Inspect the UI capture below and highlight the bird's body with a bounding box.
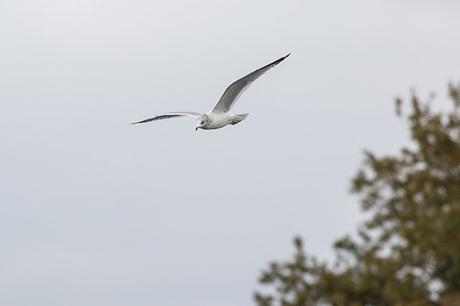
[198,112,249,130]
[132,53,290,131]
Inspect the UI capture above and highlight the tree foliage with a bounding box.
[255,84,460,306]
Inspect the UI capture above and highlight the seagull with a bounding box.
[132,53,290,131]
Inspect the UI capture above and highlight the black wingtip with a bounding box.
[131,121,145,125]
[271,53,291,66]
[280,53,291,62]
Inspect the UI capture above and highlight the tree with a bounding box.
[255,83,460,306]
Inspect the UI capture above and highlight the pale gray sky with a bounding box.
[1,1,459,306]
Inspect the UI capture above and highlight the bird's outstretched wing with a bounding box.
[211,53,290,114]
[131,112,201,125]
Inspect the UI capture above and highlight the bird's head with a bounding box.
[195,115,210,131]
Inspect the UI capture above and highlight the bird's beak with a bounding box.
[195,127,198,131]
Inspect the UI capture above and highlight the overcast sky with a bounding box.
[1,1,459,306]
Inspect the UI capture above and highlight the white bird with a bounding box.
[132,53,290,131]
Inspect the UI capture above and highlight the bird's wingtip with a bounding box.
[272,53,291,66]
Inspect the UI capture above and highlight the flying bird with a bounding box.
[132,53,290,130]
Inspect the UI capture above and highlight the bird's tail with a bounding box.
[231,113,249,125]
[238,113,249,120]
